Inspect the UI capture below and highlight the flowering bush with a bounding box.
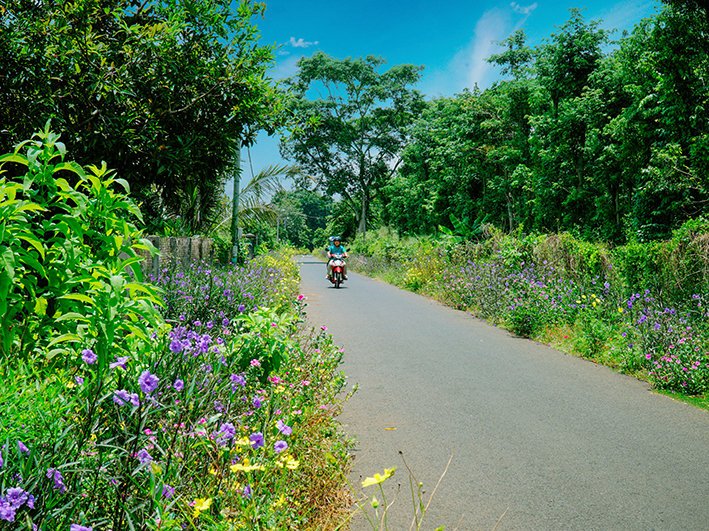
[152,253,300,325]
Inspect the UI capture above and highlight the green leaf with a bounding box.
[59,293,95,305]
[54,312,89,323]
[0,247,16,278]
[34,297,48,316]
[47,333,82,347]
[17,234,46,260]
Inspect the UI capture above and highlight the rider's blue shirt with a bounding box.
[328,244,346,256]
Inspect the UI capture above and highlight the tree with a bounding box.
[0,0,286,233]
[271,189,332,249]
[280,52,425,237]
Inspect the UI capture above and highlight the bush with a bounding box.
[0,123,162,363]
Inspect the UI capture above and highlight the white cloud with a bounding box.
[288,37,319,48]
[511,2,537,15]
[419,4,539,97]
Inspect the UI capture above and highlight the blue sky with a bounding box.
[230,0,661,196]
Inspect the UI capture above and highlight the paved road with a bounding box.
[296,256,709,531]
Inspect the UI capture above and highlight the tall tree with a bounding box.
[280,52,424,237]
[0,0,286,233]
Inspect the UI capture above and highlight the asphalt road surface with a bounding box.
[296,256,709,531]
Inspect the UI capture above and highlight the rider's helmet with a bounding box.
[333,236,341,243]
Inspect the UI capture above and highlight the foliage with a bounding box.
[0,124,162,361]
[280,52,425,237]
[376,5,709,244]
[271,189,333,250]
[438,213,488,245]
[0,0,287,235]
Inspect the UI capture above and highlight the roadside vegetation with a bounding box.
[345,223,709,405]
[0,131,352,530]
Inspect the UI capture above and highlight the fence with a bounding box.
[137,236,215,278]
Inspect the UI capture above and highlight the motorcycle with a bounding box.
[328,253,346,288]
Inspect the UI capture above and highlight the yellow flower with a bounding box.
[618,308,624,313]
[231,458,265,472]
[285,456,299,469]
[193,497,212,518]
[362,467,395,487]
[236,436,251,446]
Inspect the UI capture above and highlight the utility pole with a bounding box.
[231,140,242,264]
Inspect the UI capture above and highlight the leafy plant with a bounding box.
[0,124,162,362]
[438,213,488,244]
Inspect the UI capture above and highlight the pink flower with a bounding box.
[250,359,261,368]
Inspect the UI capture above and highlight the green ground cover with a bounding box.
[0,130,353,530]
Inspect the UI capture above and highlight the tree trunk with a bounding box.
[358,194,368,243]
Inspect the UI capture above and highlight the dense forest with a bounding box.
[282,1,709,246]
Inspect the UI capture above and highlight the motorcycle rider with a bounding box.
[326,236,348,281]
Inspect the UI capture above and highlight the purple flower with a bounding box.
[46,468,67,493]
[0,502,16,522]
[277,420,292,436]
[169,340,183,354]
[216,422,236,446]
[5,488,28,509]
[242,484,252,499]
[26,495,35,509]
[162,484,175,499]
[136,449,153,464]
[230,373,246,392]
[138,370,159,394]
[17,441,29,455]
[274,440,288,453]
[70,525,93,531]
[0,450,3,468]
[113,389,131,406]
[109,356,129,370]
[173,379,184,392]
[75,376,84,386]
[238,304,246,313]
[249,432,264,449]
[253,396,262,409]
[81,349,97,365]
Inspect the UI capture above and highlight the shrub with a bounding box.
[0,123,162,363]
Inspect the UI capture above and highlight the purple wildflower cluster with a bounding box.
[151,255,297,325]
[47,468,67,493]
[0,487,35,522]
